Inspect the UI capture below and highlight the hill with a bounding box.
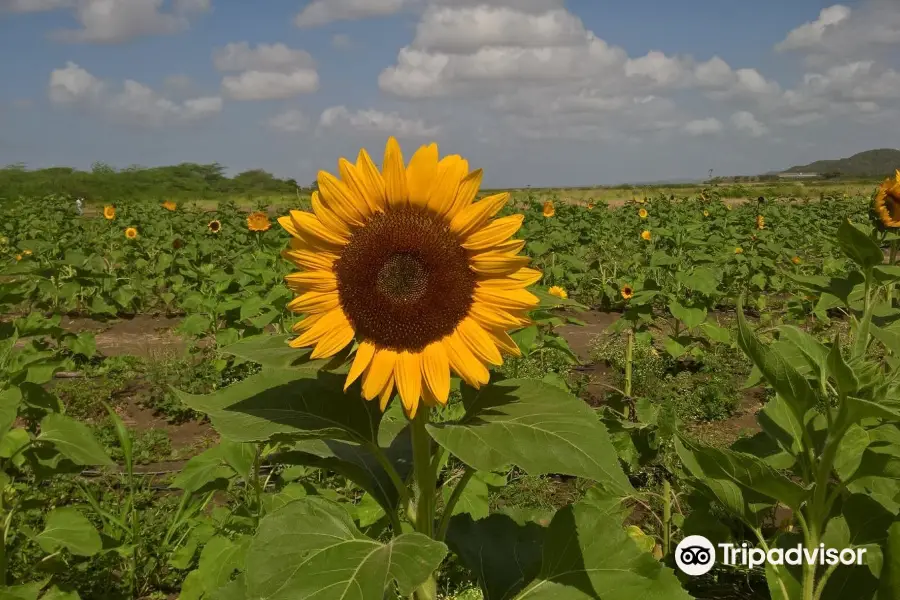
[783,148,900,177]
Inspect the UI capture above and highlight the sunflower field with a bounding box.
[1,146,900,600]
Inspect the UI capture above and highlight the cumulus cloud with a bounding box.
[48,62,222,126]
[776,5,852,52]
[730,111,768,137]
[214,42,319,100]
[319,106,439,137]
[295,0,410,28]
[39,0,210,44]
[0,0,72,11]
[266,109,310,133]
[683,118,723,136]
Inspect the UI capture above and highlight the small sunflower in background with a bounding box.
[638,208,648,219]
[621,284,634,300]
[641,230,651,241]
[542,201,555,218]
[23,249,32,256]
[703,210,709,217]
[734,247,743,254]
[162,201,177,211]
[756,214,765,230]
[791,256,802,265]
[103,205,116,220]
[14,254,22,261]
[586,202,594,210]
[125,227,138,239]
[279,137,539,418]
[872,170,900,229]
[549,286,568,300]
[247,211,271,232]
[208,219,222,233]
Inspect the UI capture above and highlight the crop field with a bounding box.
[2,150,900,600]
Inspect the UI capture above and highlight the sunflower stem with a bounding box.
[624,328,634,420]
[410,409,439,600]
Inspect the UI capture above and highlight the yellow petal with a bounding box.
[457,317,502,366]
[421,384,440,408]
[449,192,510,238]
[477,267,543,289]
[317,171,366,227]
[422,342,450,405]
[426,156,469,217]
[281,248,338,271]
[336,158,375,219]
[462,215,524,250]
[362,349,397,400]
[406,143,439,209]
[285,270,337,293]
[475,287,540,311]
[378,375,395,412]
[489,239,526,254]
[291,313,323,333]
[383,137,409,208]
[395,351,423,416]
[443,332,490,388]
[291,308,348,348]
[356,149,387,213]
[443,169,482,219]
[287,290,340,314]
[310,192,352,238]
[483,327,522,357]
[469,302,527,329]
[310,315,354,359]
[470,252,531,276]
[287,210,349,247]
[344,341,376,391]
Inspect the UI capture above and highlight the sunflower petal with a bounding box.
[462,214,524,250]
[282,248,338,271]
[444,169,483,219]
[291,308,347,348]
[291,313,323,333]
[426,156,469,217]
[475,287,540,311]
[356,149,387,212]
[406,143,439,209]
[469,302,527,329]
[285,270,337,293]
[483,327,522,357]
[362,349,397,400]
[344,341,376,391]
[378,375,395,412]
[383,137,409,208]
[457,318,502,366]
[422,342,450,405]
[310,316,354,359]
[449,192,510,238]
[336,158,375,218]
[310,192,352,238]
[287,290,340,314]
[477,267,543,289]
[318,171,366,227]
[443,331,490,388]
[289,210,349,247]
[395,352,423,417]
[470,252,531,276]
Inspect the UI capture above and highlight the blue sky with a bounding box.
[1,0,898,187]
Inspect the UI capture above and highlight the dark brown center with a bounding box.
[334,208,475,352]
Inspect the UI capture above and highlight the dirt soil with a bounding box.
[62,314,188,358]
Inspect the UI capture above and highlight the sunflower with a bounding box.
[756,215,765,230]
[14,254,22,261]
[734,247,743,254]
[548,286,568,300]
[162,201,177,212]
[542,201,555,218]
[23,249,32,256]
[587,202,594,210]
[208,219,222,233]
[638,208,648,219]
[634,197,645,204]
[641,230,651,241]
[791,256,802,265]
[248,211,271,232]
[873,170,900,228]
[621,285,634,300]
[103,205,116,220]
[125,227,138,239]
[703,210,709,217]
[279,137,540,418]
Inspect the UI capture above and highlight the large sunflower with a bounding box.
[873,170,900,228]
[279,137,540,418]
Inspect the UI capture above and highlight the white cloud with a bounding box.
[730,111,768,137]
[0,0,72,11]
[776,5,852,52]
[266,109,310,133]
[48,62,222,126]
[295,0,409,28]
[683,118,723,136]
[319,106,439,137]
[48,0,210,44]
[214,42,319,101]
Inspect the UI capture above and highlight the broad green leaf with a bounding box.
[835,425,870,481]
[828,336,859,397]
[668,301,706,329]
[446,514,544,600]
[0,581,47,600]
[37,414,112,466]
[219,440,256,483]
[245,498,447,600]
[778,325,828,377]
[756,395,805,458]
[837,220,882,269]
[701,322,731,344]
[171,446,235,493]
[0,387,22,437]
[677,268,719,295]
[442,471,505,521]
[177,370,383,445]
[35,507,102,557]
[427,379,634,497]
[40,586,81,600]
[219,334,337,371]
[197,535,250,594]
[878,522,900,599]
[179,314,213,336]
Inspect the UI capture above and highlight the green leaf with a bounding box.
[446,514,544,600]
[778,325,829,378]
[828,335,859,397]
[37,414,112,466]
[878,522,900,599]
[0,386,21,438]
[677,267,719,295]
[35,507,102,557]
[244,498,447,600]
[197,535,250,595]
[668,301,706,329]
[834,425,870,481]
[219,440,256,483]
[179,314,213,336]
[63,333,95,359]
[0,581,47,600]
[427,379,633,497]
[177,370,383,445]
[442,471,505,521]
[40,585,81,600]
[837,220,882,269]
[171,447,235,493]
[219,334,337,371]
[701,322,731,344]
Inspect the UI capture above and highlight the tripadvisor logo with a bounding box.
[675,535,867,576]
